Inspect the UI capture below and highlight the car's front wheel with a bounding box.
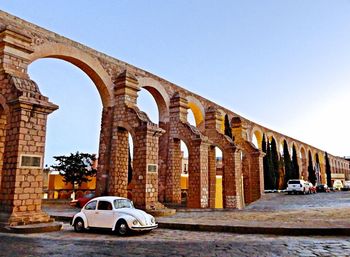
[116,220,129,236]
[74,218,85,233]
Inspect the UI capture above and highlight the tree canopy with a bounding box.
[291,145,299,179]
[308,151,316,184]
[283,140,293,187]
[51,152,97,190]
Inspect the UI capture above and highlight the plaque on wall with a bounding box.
[147,164,158,173]
[20,155,42,168]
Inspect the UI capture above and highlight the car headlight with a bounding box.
[133,219,139,226]
[151,217,155,224]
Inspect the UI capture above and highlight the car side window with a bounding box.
[98,201,113,210]
[85,200,97,210]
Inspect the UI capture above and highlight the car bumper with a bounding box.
[130,224,158,231]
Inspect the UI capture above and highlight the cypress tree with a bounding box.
[325,152,332,187]
[270,137,279,189]
[308,151,316,184]
[315,153,320,184]
[266,139,275,189]
[262,134,269,189]
[283,140,293,187]
[291,145,299,179]
[224,114,233,140]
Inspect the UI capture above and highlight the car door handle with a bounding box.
[95,211,99,214]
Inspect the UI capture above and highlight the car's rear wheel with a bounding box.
[116,220,129,236]
[74,218,85,233]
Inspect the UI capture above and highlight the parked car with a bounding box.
[342,181,350,191]
[286,179,310,195]
[316,184,330,193]
[70,192,95,208]
[308,182,317,194]
[333,180,343,191]
[71,196,158,235]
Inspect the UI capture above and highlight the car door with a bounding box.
[83,200,98,227]
[93,200,115,228]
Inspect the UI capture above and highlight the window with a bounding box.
[98,201,113,210]
[85,200,97,210]
[114,199,133,209]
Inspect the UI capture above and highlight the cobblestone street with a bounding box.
[1,191,348,256]
[1,225,350,257]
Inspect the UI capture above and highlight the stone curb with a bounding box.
[157,222,350,236]
[51,214,350,236]
[0,222,63,234]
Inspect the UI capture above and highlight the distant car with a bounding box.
[71,196,158,235]
[286,179,310,195]
[333,180,343,191]
[316,184,330,193]
[70,193,95,208]
[342,181,350,191]
[308,183,317,194]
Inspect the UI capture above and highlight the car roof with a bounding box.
[90,196,128,201]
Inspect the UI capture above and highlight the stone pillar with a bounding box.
[0,100,57,225]
[157,122,169,203]
[108,127,129,197]
[95,107,113,196]
[208,146,216,208]
[232,116,264,205]
[0,105,7,189]
[133,124,163,210]
[165,138,182,204]
[169,92,188,123]
[0,27,58,226]
[188,140,209,208]
[205,107,222,131]
[114,70,140,108]
[223,147,244,209]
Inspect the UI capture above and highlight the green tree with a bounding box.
[291,145,299,179]
[325,152,332,187]
[308,151,316,184]
[270,137,280,188]
[224,114,234,141]
[283,140,293,187]
[51,152,97,195]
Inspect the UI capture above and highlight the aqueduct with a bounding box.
[0,11,348,226]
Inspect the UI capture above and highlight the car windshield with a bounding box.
[288,180,300,184]
[113,199,134,209]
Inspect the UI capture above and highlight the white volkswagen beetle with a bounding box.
[71,196,157,235]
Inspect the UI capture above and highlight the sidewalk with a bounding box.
[44,191,350,236]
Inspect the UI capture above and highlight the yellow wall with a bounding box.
[181,174,188,189]
[181,174,223,208]
[48,174,96,190]
[215,176,223,208]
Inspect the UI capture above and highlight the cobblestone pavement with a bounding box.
[156,191,350,228]
[1,224,350,257]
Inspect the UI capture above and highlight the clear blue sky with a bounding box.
[2,1,350,164]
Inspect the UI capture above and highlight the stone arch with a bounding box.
[186,95,205,128]
[250,126,263,149]
[30,42,113,107]
[138,77,170,123]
